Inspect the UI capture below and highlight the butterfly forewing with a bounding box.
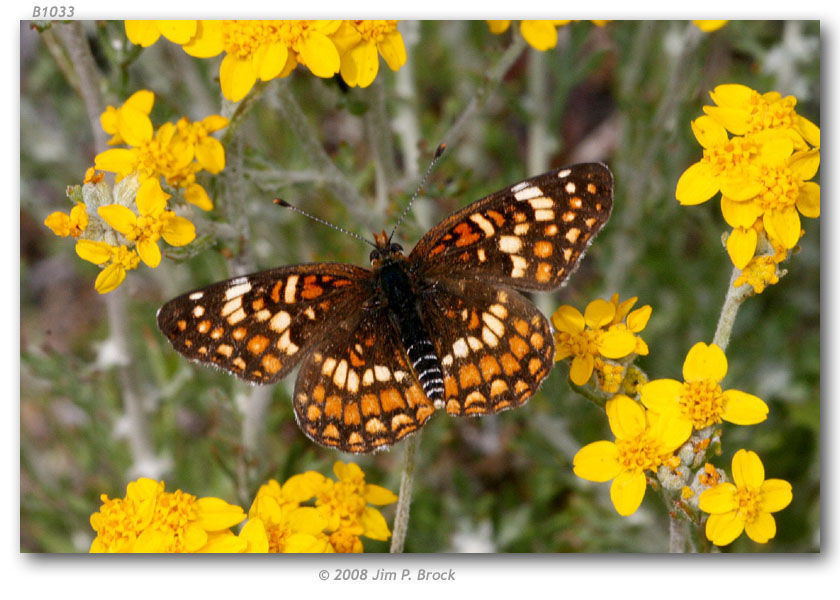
[156,263,370,384]
[409,163,613,290]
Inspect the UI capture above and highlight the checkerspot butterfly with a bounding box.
[157,163,613,453]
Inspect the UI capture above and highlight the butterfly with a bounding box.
[157,163,613,453]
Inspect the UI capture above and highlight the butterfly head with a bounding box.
[370,230,405,267]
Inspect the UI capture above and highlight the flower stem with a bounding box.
[668,512,690,553]
[712,266,752,352]
[389,431,421,553]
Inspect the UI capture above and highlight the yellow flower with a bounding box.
[97,178,196,268]
[89,477,246,552]
[733,255,781,294]
[692,20,728,32]
[125,20,198,47]
[703,83,820,148]
[44,203,88,238]
[242,479,334,553]
[172,115,229,174]
[331,20,406,88]
[75,240,141,294]
[699,449,793,545]
[552,296,647,387]
[99,89,154,146]
[486,20,606,51]
[573,395,692,516]
[641,342,769,431]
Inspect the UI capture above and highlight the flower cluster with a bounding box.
[44,90,226,293]
[486,20,609,51]
[90,462,397,553]
[552,294,651,394]
[676,84,820,294]
[125,20,407,102]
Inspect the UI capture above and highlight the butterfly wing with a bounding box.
[418,277,554,416]
[409,163,613,290]
[291,306,436,453]
[156,263,370,384]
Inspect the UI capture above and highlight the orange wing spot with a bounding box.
[514,211,527,223]
[361,394,380,416]
[556,266,566,278]
[493,399,512,411]
[468,310,480,330]
[513,318,529,337]
[380,388,406,412]
[479,355,502,381]
[509,335,530,359]
[332,278,352,287]
[570,197,583,209]
[322,424,340,440]
[536,262,553,283]
[464,390,486,408]
[210,327,225,339]
[197,346,207,355]
[301,283,323,300]
[177,320,187,331]
[363,335,376,347]
[444,375,459,398]
[587,183,598,194]
[459,363,482,389]
[184,340,193,348]
[261,353,283,374]
[446,399,462,415]
[349,349,365,368]
[252,297,265,311]
[545,223,560,236]
[307,405,322,422]
[490,379,509,397]
[534,241,553,258]
[405,384,426,408]
[232,327,247,341]
[347,431,364,447]
[486,209,505,226]
[453,222,481,247]
[429,244,446,257]
[416,404,434,423]
[247,335,270,354]
[312,384,326,403]
[370,437,389,448]
[216,344,233,357]
[500,352,521,375]
[325,395,343,419]
[528,357,543,375]
[270,281,283,303]
[530,332,545,350]
[565,227,581,244]
[391,413,414,431]
[365,418,386,434]
[232,356,246,370]
[514,380,530,396]
[197,320,212,334]
[344,402,361,426]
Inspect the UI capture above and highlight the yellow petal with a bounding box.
[487,20,511,34]
[360,506,391,540]
[288,506,329,535]
[182,20,224,58]
[551,305,584,333]
[789,148,820,181]
[378,30,406,71]
[572,440,621,482]
[650,412,692,452]
[193,497,247,531]
[345,40,379,88]
[709,83,753,109]
[720,389,769,425]
[719,172,762,201]
[721,196,762,228]
[44,212,71,237]
[157,20,197,45]
[698,482,737,514]
[606,394,646,440]
[161,215,196,247]
[254,41,289,82]
[201,531,247,553]
[185,183,213,211]
[75,239,113,265]
[744,511,776,543]
[705,511,744,546]
[364,484,398,505]
[94,148,139,176]
[691,115,729,148]
[598,328,637,359]
[731,449,764,489]
[676,161,719,205]
[123,89,155,115]
[281,472,327,503]
[124,20,161,47]
[626,305,652,332]
[117,107,154,147]
[238,518,269,553]
[520,20,559,51]
[682,342,727,383]
[182,523,209,552]
[98,204,138,235]
[299,31,340,78]
[200,114,229,133]
[137,239,162,268]
[195,137,226,174]
[796,181,820,218]
[726,227,757,270]
[94,263,126,294]
[693,20,728,32]
[760,479,793,513]
[219,53,258,103]
[610,470,647,516]
[583,298,615,329]
[640,378,682,414]
[763,207,801,249]
[569,353,595,385]
[136,178,169,216]
[703,106,748,136]
[284,532,329,553]
[796,115,820,147]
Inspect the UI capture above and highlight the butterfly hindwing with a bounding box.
[156,263,370,384]
[409,163,613,290]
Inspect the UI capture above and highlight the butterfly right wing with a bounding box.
[156,263,371,385]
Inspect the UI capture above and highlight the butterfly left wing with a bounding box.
[291,306,436,453]
[409,163,613,291]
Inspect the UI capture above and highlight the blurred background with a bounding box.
[20,20,819,552]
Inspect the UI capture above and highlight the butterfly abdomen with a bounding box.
[378,262,445,405]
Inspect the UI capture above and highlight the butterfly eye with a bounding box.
[390,243,403,254]
[369,249,381,263]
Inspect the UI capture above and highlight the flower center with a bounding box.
[221,20,278,58]
[111,245,141,270]
[754,164,799,212]
[679,380,724,429]
[703,137,760,177]
[735,486,761,523]
[151,490,198,552]
[559,329,601,360]
[615,432,664,473]
[351,20,399,42]
[746,92,796,133]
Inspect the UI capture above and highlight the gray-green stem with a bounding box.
[389,432,421,553]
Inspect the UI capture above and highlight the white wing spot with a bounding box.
[499,235,522,254]
[189,291,204,301]
[452,338,469,358]
[514,186,543,201]
[469,213,495,236]
[225,280,252,300]
[558,169,571,178]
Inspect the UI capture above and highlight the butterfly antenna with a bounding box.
[274,198,377,248]
[388,142,447,243]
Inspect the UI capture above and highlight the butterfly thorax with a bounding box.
[370,231,446,406]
